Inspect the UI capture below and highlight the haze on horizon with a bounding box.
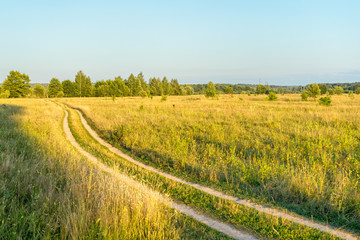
[1,0,359,86]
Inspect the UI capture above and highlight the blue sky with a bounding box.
[0,0,359,85]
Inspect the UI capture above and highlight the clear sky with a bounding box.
[1,0,359,85]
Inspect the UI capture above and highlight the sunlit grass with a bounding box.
[0,99,230,239]
[60,94,360,232]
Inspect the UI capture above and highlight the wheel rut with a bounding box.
[72,107,359,240]
[62,108,257,240]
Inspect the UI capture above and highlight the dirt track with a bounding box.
[62,108,257,240]
[73,108,359,240]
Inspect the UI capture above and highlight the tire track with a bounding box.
[73,108,358,240]
[62,108,257,240]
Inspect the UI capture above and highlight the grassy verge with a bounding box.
[66,104,341,239]
[0,99,231,239]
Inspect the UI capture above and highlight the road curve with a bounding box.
[73,108,359,240]
[62,108,257,240]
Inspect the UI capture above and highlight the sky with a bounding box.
[0,0,359,85]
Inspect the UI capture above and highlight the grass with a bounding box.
[59,94,360,234]
[0,99,232,239]
[63,100,342,239]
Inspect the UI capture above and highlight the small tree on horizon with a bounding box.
[205,81,216,98]
[34,84,45,98]
[48,78,63,98]
[307,83,321,100]
[2,70,31,98]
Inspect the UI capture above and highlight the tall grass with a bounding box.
[60,94,360,231]
[0,99,228,239]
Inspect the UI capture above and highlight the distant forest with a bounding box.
[1,70,360,98]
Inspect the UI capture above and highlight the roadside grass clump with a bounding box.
[64,106,341,239]
[0,99,229,239]
[60,95,360,233]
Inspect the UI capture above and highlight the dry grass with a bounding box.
[60,94,360,231]
[0,99,228,239]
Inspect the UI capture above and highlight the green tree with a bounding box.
[48,78,63,98]
[171,79,184,95]
[205,81,216,97]
[225,86,233,94]
[355,87,360,94]
[307,83,321,99]
[162,77,172,95]
[0,90,10,98]
[33,84,45,98]
[2,70,31,98]
[149,77,163,96]
[255,84,267,94]
[301,91,308,101]
[267,91,277,101]
[62,80,76,97]
[318,84,328,95]
[75,71,93,97]
[184,85,194,95]
[334,86,344,95]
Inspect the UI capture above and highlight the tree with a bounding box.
[0,90,10,98]
[171,79,184,95]
[205,81,216,97]
[256,84,267,94]
[75,71,93,97]
[307,83,320,99]
[356,87,360,94]
[33,84,45,98]
[184,85,194,95]
[149,77,163,96]
[318,84,328,95]
[48,78,63,98]
[334,86,344,95]
[301,91,308,101]
[62,80,76,97]
[225,86,233,94]
[162,77,172,95]
[2,70,31,98]
[267,91,277,101]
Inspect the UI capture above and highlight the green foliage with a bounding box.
[267,91,277,101]
[307,83,321,99]
[256,84,267,94]
[48,78,63,98]
[334,86,344,95]
[56,91,64,98]
[2,70,31,98]
[171,79,184,95]
[160,95,168,102]
[356,87,360,94]
[205,82,216,98]
[0,90,10,98]
[139,90,147,98]
[184,85,194,95]
[62,80,76,97]
[318,84,328,95]
[318,96,332,106]
[33,84,45,98]
[301,91,308,101]
[224,86,233,94]
[149,77,163,96]
[75,71,93,97]
[162,77,171,95]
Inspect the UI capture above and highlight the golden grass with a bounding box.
[0,99,229,239]
[60,94,360,231]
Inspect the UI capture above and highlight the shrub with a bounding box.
[318,96,332,106]
[301,91,308,101]
[205,82,216,98]
[307,83,320,99]
[139,90,147,98]
[348,91,355,99]
[161,95,168,102]
[267,92,277,101]
[0,90,10,98]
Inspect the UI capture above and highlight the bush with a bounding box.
[161,95,168,102]
[348,91,355,99]
[318,96,332,106]
[139,90,147,98]
[56,91,64,98]
[301,91,308,101]
[0,90,10,98]
[205,82,216,98]
[267,92,277,101]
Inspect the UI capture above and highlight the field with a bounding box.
[1,94,359,239]
[60,94,360,232]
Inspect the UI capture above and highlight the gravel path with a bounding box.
[73,108,359,240]
[62,108,257,240]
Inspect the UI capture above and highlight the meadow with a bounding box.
[0,99,230,239]
[60,94,360,233]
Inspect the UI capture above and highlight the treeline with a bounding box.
[1,70,360,98]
